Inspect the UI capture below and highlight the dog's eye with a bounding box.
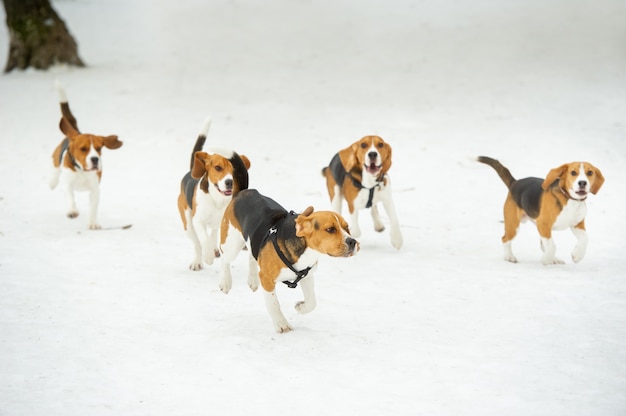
[587,170,593,176]
[360,143,368,149]
[214,166,223,172]
[570,170,577,176]
[325,226,337,234]
[377,142,384,148]
[80,146,88,152]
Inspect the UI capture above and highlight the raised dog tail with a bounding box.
[55,80,79,133]
[189,117,212,169]
[476,156,516,189]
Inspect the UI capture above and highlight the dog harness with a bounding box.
[267,211,312,289]
[57,138,82,170]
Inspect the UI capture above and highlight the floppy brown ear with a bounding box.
[239,154,251,170]
[590,166,605,194]
[60,117,79,138]
[381,141,392,173]
[191,151,209,179]
[295,215,314,238]
[338,145,357,171]
[103,135,123,149]
[542,164,568,190]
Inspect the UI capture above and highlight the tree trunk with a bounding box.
[2,0,85,73]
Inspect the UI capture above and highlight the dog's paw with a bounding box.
[275,322,293,333]
[375,224,385,233]
[219,279,232,294]
[214,249,221,258]
[247,277,259,292]
[571,248,586,263]
[67,211,79,219]
[391,230,403,250]
[295,300,316,314]
[504,255,518,263]
[89,224,101,230]
[542,256,565,265]
[189,263,203,271]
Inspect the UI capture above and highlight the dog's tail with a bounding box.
[189,117,212,169]
[55,80,79,133]
[476,156,516,189]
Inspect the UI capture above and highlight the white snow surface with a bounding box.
[1,0,626,415]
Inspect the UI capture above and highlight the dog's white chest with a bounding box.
[553,200,587,230]
[63,168,99,191]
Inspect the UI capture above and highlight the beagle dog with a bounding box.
[177,119,251,270]
[49,84,123,229]
[219,189,359,333]
[477,156,604,265]
[322,135,402,250]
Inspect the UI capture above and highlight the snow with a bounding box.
[1,0,626,414]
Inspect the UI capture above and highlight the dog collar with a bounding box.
[349,174,385,208]
[268,219,312,289]
[560,187,587,202]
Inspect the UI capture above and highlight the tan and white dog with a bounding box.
[49,84,123,229]
[322,135,402,249]
[177,119,251,270]
[219,189,359,333]
[477,156,604,265]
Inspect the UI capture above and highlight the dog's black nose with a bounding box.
[367,151,377,160]
[91,157,99,165]
[346,237,357,250]
[578,180,587,188]
[224,179,233,189]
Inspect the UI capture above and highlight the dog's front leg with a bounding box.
[570,225,588,263]
[88,187,101,229]
[264,290,292,333]
[64,186,79,219]
[349,208,362,238]
[295,275,316,314]
[193,218,215,265]
[540,237,564,265]
[381,194,403,250]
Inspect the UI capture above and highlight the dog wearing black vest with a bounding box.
[219,189,359,333]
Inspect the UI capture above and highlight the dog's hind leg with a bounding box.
[247,252,259,292]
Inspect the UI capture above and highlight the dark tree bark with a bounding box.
[2,0,85,73]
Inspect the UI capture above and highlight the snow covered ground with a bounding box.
[1,0,625,415]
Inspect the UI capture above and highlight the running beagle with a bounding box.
[219,189,359,333]
[321,135,402,249]
[477,156,604,265]
[49,84,123,229]
[177,119,251,270]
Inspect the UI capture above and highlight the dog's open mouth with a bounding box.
[220,189,233,196]
[575,190,588,198]
[365,163,381,174]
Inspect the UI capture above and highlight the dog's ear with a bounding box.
[542,164,568,190]
[191,151,209,179]
[294,207,315,237]
[60,117,79,138]
[381,141,392,173]
[103,135,123,150]
[239,154,251,170]
[338,145,358,172]
[589,164,605,194]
